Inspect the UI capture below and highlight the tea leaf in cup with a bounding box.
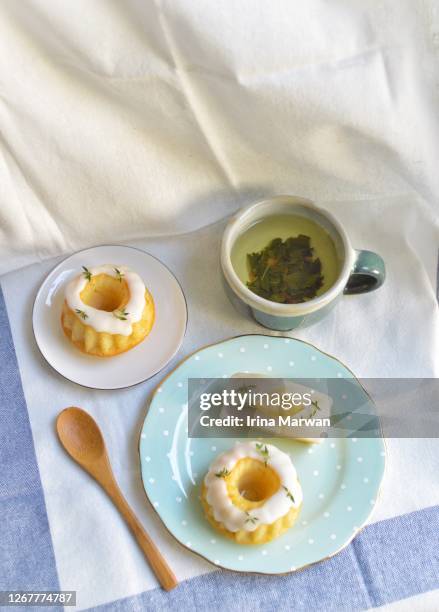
[246,235,323,303]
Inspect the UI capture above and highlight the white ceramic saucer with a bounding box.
[32,245,187,389]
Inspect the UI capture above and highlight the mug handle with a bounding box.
[344,250,385,295]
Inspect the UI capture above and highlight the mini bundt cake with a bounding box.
[201,441,302,545]
[61,264,154,357]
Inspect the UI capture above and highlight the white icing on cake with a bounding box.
[65,264,146,336]
[204,441,302,532]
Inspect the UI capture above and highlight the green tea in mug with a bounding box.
[231,214,340,304]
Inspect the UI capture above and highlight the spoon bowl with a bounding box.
[57,407,105,464]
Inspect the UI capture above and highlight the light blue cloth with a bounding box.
[0,287,60,597]
[91,504,439,611]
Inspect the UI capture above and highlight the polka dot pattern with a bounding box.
[139,335,385,575]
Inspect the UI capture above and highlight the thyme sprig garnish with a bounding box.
[245,511,259,525]
[113,308,129,321]
[310,400,321,418]
[82,266,92,281]
[215,468,230,479]
[255,443,270,466]
[283,485,295,503]
[114,267,124,282]
[75,309,88,320]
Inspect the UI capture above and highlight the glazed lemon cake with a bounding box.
[201,441,302,545]
[61,264,154,357]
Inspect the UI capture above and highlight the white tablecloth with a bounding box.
[0,0,438,274]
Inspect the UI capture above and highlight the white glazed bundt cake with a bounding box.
[201,441,302,544]
[61,264,154,357]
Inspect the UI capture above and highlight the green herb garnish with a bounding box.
[82,266,92,281]
[283,485,295,503]
[113,308,129,321]
[245,511,259,525]
[310,400,321,418]
[75,309,88,320]
[114,268,124,282]
[215,468,231,479]
[246,236,323,303]
[255,443,269,466]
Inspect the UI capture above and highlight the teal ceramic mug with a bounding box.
[220,195,385,331]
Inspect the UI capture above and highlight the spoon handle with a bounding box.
[101,477,178,591]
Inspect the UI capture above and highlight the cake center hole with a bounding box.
[237,462,280,502]
[80,274,129,312]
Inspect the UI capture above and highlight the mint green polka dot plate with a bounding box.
[139,335,385,574]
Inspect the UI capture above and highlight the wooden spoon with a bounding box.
[56,406,177,591]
